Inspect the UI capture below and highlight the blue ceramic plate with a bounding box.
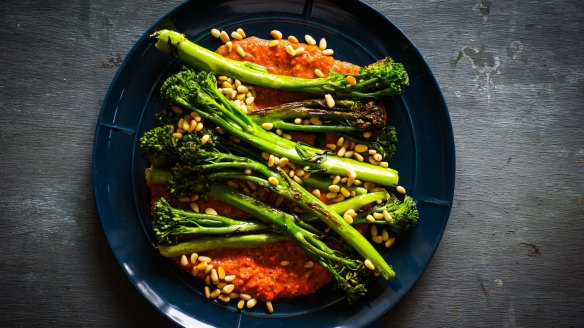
[93,0,455,327]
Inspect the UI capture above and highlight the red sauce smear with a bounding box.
[150,37,364,301]
[216,36,360,109]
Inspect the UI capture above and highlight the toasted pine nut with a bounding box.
[288,35,299,43]
[201,134,211,145]
[237,299,245,310]
[340,187,351,198]
[226,41,233,52]
[210,268,219,282]
[293,175,303,184]
[396,185,407,194]
[304,261,314,268]
[363,131,373,138]
[285,45,295,56]
[198,255,211,264]
[371,224,378,236]
[222,284,235,294]
[322,49,334,55]
[261,122,274,130]
[190,202,199,213]
[318,38,327,50]
[266,301,274,313]
[240,293,252,301]
[210,288,221,298]
[385,237,396,248]
[326,192,338,199]
[219,31,230,43]
[205,208,217,215]
[231,31,243,40]
[224,275,236,282]
[246,298,258,309]
[343,213,354,224]
[314,68,325,78]
[294,47,305,56]
[312,189,321,198]
[364,259,375,271]
[268,177,279,186]
[217,266,225,280]
[305,34,316,45]
[324,94,335,108]
[211,28,221,38]
[180,255,189,267]
[218,295,230,303]
[366,214,375,223]
[268,39,279,47]
[270,30,283,40]
[236,46,246,57]
[328,184,340,193]
[236,28,246,38]
[354,144,368,153]
[382,228,389,241]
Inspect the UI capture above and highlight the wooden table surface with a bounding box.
[1,0,582,327]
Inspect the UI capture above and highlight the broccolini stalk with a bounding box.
[157,233,287,257]
[152,29,409,98]
[248,99,385,135]
[327,191,389,214]
[159,69,399,187]
[152,197,268,244]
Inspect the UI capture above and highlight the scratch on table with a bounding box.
[506,41,524,60]
[99,53,123,68]
[520,242,542,257]
[494,278,503,288]
[452,47,500,101]
[477,274,489,297]
[473,0,492,23]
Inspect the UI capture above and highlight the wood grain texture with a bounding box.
[0,0,582,327]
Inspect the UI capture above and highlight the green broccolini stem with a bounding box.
[157,233,288,257]
[153,30,408,98]
[327,191,389,214]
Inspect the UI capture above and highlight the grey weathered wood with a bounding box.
[0,0,582,327]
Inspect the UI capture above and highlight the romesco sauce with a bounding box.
[216,36,360,109]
